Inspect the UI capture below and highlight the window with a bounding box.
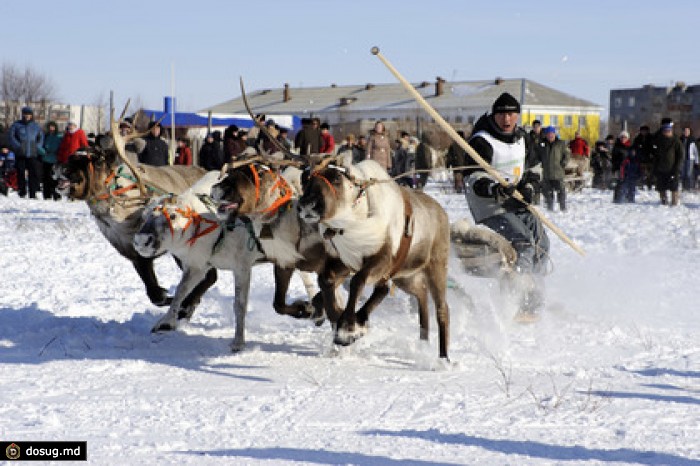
[564,115,573,127]
[550,115,559,126]
[455,115,463,123]
[578,116,586,128]
[468,115,475,125]
[614,97,622,108]
[628,96,635,107]
[535,114,544,123]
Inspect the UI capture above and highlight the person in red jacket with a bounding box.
[320,122,335,154]
[57,121,89,164]
[568,131,590,189]
[174,138,192,165]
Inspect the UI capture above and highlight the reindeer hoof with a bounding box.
[334,323,367,346]
[152,322,176,333]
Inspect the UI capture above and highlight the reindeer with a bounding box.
[210,159,349,328]
[297,159,451,359]
[54,115,212,319]
[134,168,324,350]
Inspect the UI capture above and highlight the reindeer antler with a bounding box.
[110,105,148,196]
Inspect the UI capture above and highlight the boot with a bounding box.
[671,191,680,207]
[660,192,668,205]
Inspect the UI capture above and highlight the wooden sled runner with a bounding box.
[450,219,517,278]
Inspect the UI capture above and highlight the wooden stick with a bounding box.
[371,46,585,256]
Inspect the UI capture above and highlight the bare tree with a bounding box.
[1,62,57,128]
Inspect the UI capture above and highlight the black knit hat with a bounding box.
[492,92,521,114]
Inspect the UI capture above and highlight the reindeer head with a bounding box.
[133,195,181,258]
[55,146,117,200]
[298,162,359,224]
[211,160,292,221]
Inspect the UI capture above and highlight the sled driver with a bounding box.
[462,92,550,318]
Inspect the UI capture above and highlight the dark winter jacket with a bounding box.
[537,137,570,181]
[611,138,631,173]
[139,134,170,166]
[9,119,44,158]
[651,131,684,176]
[391,140,414,176]
[414,141,432,170]
[632,133,653,164]
[620,152,642,181]
[42,131,62,164]
[198,139,224,171]
[295,126,322,155]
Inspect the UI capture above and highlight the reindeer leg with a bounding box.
[355,281,391,328]
[273,266,312,319]
[318,259,350,324]
[132,256,171,306]
[231,265,251,352]
[427,267,450,360]
[395,275,430,341]
[335,269,371,346]
[152,266,210,332]
[178,268,218,320]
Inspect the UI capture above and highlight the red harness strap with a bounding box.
[312,172,337,197]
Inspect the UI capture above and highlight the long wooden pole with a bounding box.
[370,46,585,256]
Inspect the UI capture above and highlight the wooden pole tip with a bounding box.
[370,46,380,55]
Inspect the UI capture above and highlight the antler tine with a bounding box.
[110,104,148,196]
[118,99,131,122]
[312,154,340,173]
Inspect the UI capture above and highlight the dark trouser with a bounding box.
[480,210,550,313]
[42,161,59,200]
[542,179,566,211]
[480,210,550,274]
[15,156,42,198]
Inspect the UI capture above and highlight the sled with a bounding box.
[450,220,517,278]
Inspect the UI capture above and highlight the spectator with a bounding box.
[680,127,698,191]
[611,131,631,177]
[0,145,17,193]
[320,122,335,154]
[366,121,392,171]
[337,134,357,165]
[568,131,590,188]
[538,126,570,211]
[414,132,433,190]
[294,117,322,155]
[446,130,468,193]
[223,124,240,161]
[57,121,89,164]
[529,119,543,148]
[276,127,292,152]
[174,138,192,166]
[651,118,684,206]
[42,121,62,200]
[9,106,44,198]
[616,148,642,203]
[354,135,367,164]
[138,122,170,166]
[198,132,225,171]
[392,131,414,188]
[632,125,653,189]
[590,140,612,190]
[257,119,279,154]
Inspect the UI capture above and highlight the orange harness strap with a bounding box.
[312,171,337,197]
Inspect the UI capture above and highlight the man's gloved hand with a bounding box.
[492,182,517,200]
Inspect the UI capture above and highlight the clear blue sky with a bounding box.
[3,0,699,118]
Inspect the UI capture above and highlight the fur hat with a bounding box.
[619,130,630,139]
[21,106,33,115]
[492,92,521,114]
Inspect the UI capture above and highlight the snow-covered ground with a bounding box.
[1,183,699,465]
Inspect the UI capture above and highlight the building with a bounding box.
[1,101,103,135]
[201,78,603,147]
[609,82,700,136]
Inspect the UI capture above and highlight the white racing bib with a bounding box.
[472,130,526,183]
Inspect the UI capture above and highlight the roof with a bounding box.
[199,78,602,116]
[140,110,301,131]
